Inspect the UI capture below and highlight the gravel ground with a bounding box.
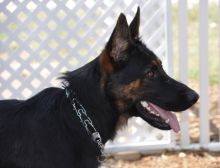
[101,152,220,168]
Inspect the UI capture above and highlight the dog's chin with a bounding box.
[135,101,180,133]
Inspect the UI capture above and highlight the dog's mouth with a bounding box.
[136,101,180,133]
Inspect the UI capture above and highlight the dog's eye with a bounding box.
[146,71,155,79]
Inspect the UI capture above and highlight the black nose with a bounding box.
[186,91,199,104]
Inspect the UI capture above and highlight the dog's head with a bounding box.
[99,7,199,132]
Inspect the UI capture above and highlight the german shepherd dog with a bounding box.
[0,7,198,168]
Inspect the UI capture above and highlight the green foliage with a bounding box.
[172,2,219,85]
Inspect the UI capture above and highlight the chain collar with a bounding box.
[63,84,105,162]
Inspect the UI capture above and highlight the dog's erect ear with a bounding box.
[106,13,131,62]
[129,7,140,40]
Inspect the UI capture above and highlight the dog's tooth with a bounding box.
[146,106,151,111]
[140,101,148,108]
[141,101,148,107]
[150,110,155,114]
[155,113,160,117]
[165,118,170,124]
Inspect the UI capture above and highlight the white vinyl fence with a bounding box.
[169,0,220,152]
[0,0,219,153]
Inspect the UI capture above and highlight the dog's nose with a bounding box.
[186,91,199,104]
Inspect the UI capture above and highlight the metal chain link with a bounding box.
[64,86,105,162]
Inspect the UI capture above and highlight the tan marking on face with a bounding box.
[115,80,141,113]
[152,59,162,66]
[114,81,141,132]
[120,79,141,101]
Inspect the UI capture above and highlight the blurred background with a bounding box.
[0,0,220,167]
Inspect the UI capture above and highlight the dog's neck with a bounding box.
[62,57,120,143]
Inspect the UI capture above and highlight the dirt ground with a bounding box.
[102,151,220,168]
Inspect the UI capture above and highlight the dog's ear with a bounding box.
[129,7,140,40]
[105,13,131,62]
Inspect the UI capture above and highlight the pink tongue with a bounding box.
[148,103,180,133]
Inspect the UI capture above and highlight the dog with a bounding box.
[0,7,198,168]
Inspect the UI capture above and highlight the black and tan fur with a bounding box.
[0,7,198,168]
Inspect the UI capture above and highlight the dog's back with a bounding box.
[0,100,23,112]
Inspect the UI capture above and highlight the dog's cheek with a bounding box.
[118,79,141,101]
[105,79,142,113]
[106,79,142,112]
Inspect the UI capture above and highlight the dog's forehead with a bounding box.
[134,42,161,66]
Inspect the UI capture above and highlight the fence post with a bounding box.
[199,0,209,147]
[165,0,175,146]
[219,0,220,143]
[178,0,190,147]
[165,0,173,76]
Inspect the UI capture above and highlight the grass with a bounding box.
[172,2,219,85]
